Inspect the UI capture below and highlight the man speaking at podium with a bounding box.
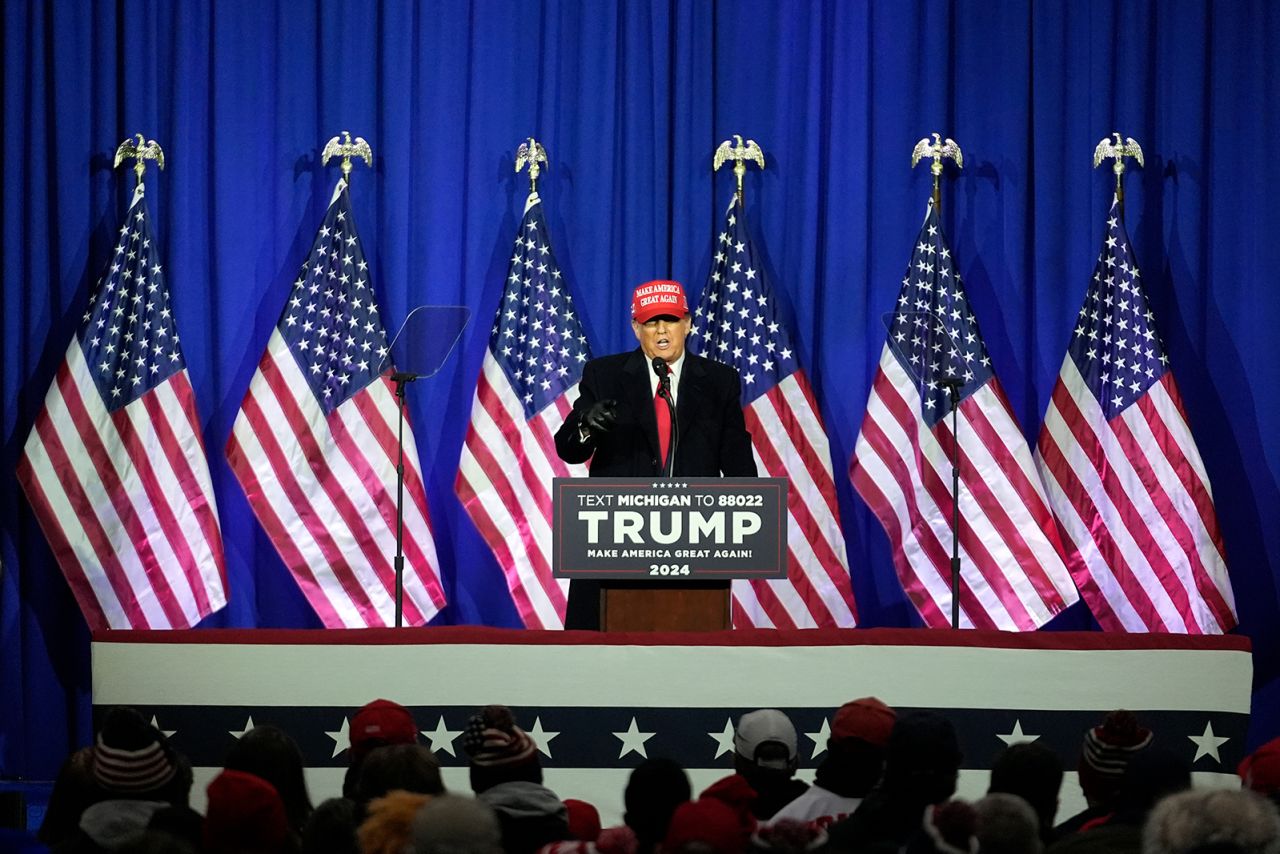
[554,279,757,629]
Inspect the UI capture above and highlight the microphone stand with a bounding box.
[662,379,678,479]
[653,357,678,479]
[941,376,964,629]
[391,370,419,627]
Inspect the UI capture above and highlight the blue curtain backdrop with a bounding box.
[3,0,1279,778]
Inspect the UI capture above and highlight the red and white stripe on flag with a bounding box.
[852,348,1079,630]
[227,332,444,628]
[1036,359,1236,633]
[1033,194,1234,634]
[18,343,227,630]
[456,353,585,629]
[455,192,591,630]
[734,371,858,628]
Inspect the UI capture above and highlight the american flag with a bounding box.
[688,201,858,628]
[455,192,590,629]
[850,202,1079,630]
[17,184,228,630]
[226,179,445,628]
[1035,195,1236,633]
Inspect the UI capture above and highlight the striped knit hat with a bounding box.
[463,705,537,767]
[1078,709,1152,802]
[92,707,178,795]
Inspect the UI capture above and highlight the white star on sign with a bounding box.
[318,717,348,758]
[421,716,462,757]
[527,717,560,758]
[805,718,831,759]
[1188,721,1229,764]
[613,717,656,759]
[708,718,736,759]
[150,716,177,740]
[997,720,1039,746]
[229,716,256,740]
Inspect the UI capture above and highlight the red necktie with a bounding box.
[654,385,672,471]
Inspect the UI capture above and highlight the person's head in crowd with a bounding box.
[358,790,432,854]
[883,710,963,807]
[1077,709,1153,809]
[974,793,1042,854]
[701,773,761,836]
[1239,736,1280,808]
[733,709,806,819]
[91,707,191,807]
[344,699,420,799]
[623,758,693,853]
[663,798,749,854]
[146,804,205,852]
[818,697,897,796]
[1111,747,1191,819]
[225,722,314,833]
[203,768,291,854]
[463,705,542,794]
[463,705,569,854]
[300,797,359,854]
[36,746,97,846]
[988,741,1064,840]
[118,829,199,854]
[564,799,602,842]
[750,818,829,853]
[735,709,799,779]
[917,800,979,854]
[408,794,504,854]
[355,744,445,806]
[1143,788,1280,854]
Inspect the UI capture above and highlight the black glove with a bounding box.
[582,399,618,439]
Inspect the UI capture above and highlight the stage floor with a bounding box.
[92,627,1251,822]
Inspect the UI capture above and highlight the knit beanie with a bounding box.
[204,769,289,854]
[92,707,178,796]
[463,705,537,767]
[1077,709,1152,805]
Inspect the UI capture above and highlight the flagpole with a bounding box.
[1093,133,1145,219]
[322,132,404,624]
[911,133,965,629]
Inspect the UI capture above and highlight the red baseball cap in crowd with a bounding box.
[631,280,689,323]
[831,697,897,747]
[350,698,418,759]
[1239,736,1280,795]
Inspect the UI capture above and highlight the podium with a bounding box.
[600,581,730,632]
[553,477,788,632]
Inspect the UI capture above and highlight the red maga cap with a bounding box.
[631,280,689,323]
[831,697,897,747]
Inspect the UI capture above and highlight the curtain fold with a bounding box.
[2,0,1278,777]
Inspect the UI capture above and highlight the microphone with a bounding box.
[652,356,672,393]
[652,356,677,478]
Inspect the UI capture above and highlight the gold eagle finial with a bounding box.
[713,135,766,206]
[911,132,964,173]
[515,137,548,195]
[113,134,165,185]
[321,131,373,183]
[911,133,963,208]
[1093,133,1144,209]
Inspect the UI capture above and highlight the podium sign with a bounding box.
[552,477,788,580]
